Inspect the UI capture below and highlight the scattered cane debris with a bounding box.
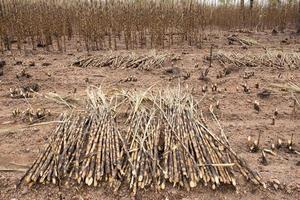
[216,100,220,109]
[10,88,33,99]
[274,108,279,117]
[257,89,271,99]
[42,62,52,67]
[255,83,259,89]
[211,83,218,92]
[261,150,268,166]
[280,38,290,45]
[121,75,138,83]
[271,108,278,125]
[43,92,78,108]
[28,61,35,67]
[277,138,283,149]
[248,133,261,153]
[12,108,51,124]
[271,82,300,94]
[241,83,250,93]
[254,100,260,112]
[271,116,276,125]
[0,60,5,68]
[22,83,40,92]
[16,69,31,80]
[10,83,40,99]
[263,149,276,156]
[243,71,255,79]
[171,54,182,62]
[14,61,23,66]
[0,59,5,76]
[271,143,276,150]
[165,67,190,80]
[288,134,294,152]
[202,85,208,93]
[198,68,209,81]
[271,179,281,190]
[165,67,181,75]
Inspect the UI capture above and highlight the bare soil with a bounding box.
[0,30,299,200]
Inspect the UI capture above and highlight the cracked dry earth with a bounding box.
[0,30,299,200]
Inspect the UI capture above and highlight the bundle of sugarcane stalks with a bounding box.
[19,89,123,189]
[73,52,168,71]
[19,86,265,195]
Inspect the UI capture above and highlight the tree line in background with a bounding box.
[0,0,299,52]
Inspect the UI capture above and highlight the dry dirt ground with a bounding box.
[0,30,299,200]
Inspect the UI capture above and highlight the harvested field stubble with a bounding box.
[0,1,300,199]
[0,32,299,199]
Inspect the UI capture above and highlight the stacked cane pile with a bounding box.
[19,87,265,194]
[213,51,300,69]
[20,89,123,189]
[73,53,167,70]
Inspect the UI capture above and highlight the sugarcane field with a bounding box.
[0,0,300,199]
